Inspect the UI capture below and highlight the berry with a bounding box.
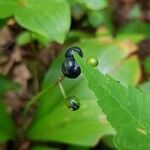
[62,57,81,79]
[66,96,80,111]
[86,57,99,67]
[65,46,83,58]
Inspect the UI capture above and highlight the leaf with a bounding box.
[129,4,141,19]
[26,39,140,146]
[116,33,145,43]
[75,54,150,150]
[139,81,150,95]
[15,0,70,44]
[27,83,114,146]
[0,0,71,44]
[143,56,150,74]
[88,11,104,28]
[0,19,6,29]
[0,0,17,18]
[0,100,15,142]
[68,146,90,150]
[0,76,17,142]
[0,75,19,95]
[16,31,50,46]
[83,0,108,10]
[117,21,150,39]
[31,146,57,150]
[111,56,140,86]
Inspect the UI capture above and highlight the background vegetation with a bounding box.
[0,0,150,150]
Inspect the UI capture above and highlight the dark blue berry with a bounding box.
[65,46,83,58]
[62,57,81,79]
[66,96,80,111]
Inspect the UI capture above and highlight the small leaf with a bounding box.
[0,75,19,95]
[117,21,150,39]
[143,56,150,74]
[16,31,50,46]
[83,0,108,10]
[139,81,150,95]
[75,54,150,150]
[0,100,15,142]
[129,4,141,19]
[68,146,90,150]
[31,146,57,150]
[16,31,33,46]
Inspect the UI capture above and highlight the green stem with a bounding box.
[58,81,67,99]
[23,74,65,117]
[23,85,52,117]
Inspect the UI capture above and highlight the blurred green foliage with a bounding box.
[0,0,149,149]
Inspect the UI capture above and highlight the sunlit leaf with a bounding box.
[75,54,150,150]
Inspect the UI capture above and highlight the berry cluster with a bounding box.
[61,46,83,79]
[58,46,83,111]
[59,46,98,111]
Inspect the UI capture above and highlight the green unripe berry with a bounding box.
[86,57,99,67]
[66,96,80,111]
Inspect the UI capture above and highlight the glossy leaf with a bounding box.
[75,54,150,150]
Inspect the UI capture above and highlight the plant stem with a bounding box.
[23,85,52,117]
[23,74,65,117]
[58,81,67,99]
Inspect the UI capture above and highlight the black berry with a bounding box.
[66,96,80,111]
[65,46,83,58]
[62,57,81,79]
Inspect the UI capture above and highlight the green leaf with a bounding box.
[68,146,90,150]
[0,100,15,142]
[31,146,57,150]
[117,21,150,39]
[88,11,104,28]
[0,75,19,95]
[15,0,70,44]
[139,81,150,95]
[0,0,17,18]
[26,39,140,146]
[116,33,145,43]
[0,0,71,44]
[16,31,33,46]
[83,0,108,10]
[16,31,50,46]
[143,56,150,74]
[129,4,141,19]
[102,135,116,149]
[0,19,6,29]
[75,54,150,150]
[66,30,91,42]
[111,56,140,86]
[27,82,114,146]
